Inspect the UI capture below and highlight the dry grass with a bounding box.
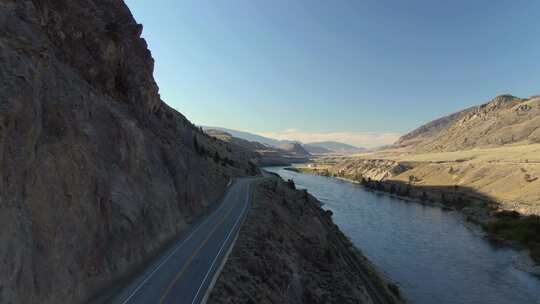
[316,144,540,215]
[355,144,540,163]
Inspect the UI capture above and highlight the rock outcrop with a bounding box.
[329,159,411,181]
[0,1,251,303]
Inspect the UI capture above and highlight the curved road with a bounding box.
[112,178,254,304]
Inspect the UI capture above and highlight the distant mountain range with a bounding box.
[278,142,311,156]
[203,127,296,147]
[304,141,366,154]
[203,127,366,154]
[204,129,310,166]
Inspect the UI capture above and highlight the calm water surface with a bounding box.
[266,167,540,304]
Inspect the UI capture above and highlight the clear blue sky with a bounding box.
[125,0,540,144]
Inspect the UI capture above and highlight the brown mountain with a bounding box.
[279,142,311,157]
[0,2,252,303]
[394,94,540,152]
[206,129,310,166]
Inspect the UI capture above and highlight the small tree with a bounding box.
[441,192,448,204]
[286,179,296,190]
[402,186,410,196]
[360,177,367,185]
[193,135,201,155]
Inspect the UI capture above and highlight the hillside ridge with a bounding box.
[394,94,540,152]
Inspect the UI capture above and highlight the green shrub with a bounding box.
[486,215,540,263]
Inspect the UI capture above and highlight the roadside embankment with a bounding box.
[208,176,403,304]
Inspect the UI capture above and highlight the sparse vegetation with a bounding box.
[485,215,540,263]
[408,175,421,184]
[524,174,538,182]
[193,134,207,156]
[286,179,296,190]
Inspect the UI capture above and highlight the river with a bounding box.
[265,167,540,304]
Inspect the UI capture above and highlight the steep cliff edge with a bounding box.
[0,1,251,303]
[209,177,402,304]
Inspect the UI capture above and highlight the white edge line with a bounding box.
[191,183,251,304]
[120,182,238,304]
[200,229,240,304]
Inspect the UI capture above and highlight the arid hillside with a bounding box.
[0,1,252,303]
[206,129,310,166]
[395,95,540,152]
[303,94,540,215]
[279,142,312,157]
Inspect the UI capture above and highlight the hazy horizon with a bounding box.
[125,0,540,147]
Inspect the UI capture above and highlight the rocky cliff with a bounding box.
[327,159,411,181]
[0,1,251,303]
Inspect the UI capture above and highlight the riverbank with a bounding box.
[295,166,540,271]
[209,176,403,304]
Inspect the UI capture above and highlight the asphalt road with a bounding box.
[112,178,254,304]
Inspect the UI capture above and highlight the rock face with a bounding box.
[395,95,540,152]
[0,1,251,303]
[209,177,402,304]
[329,159,411,181]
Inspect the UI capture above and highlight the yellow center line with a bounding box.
[159,196,239,303]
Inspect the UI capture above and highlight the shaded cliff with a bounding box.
[0,1,251,303]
